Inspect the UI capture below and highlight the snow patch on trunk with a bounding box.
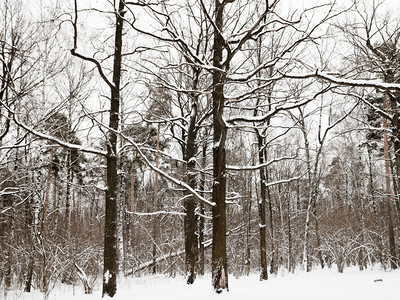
[104,270,112,285]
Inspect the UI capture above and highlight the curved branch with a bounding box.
[70,0,114,89]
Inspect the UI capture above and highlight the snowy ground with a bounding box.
[4,266,400,300]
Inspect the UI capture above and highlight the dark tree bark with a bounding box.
[71,0,124,296]
[211,0,228,292]
[65,150,71,231]
[1,172,15,290]
[312,201,324,269]
[102,1,124,296]
[256,133,269,280]
[198,142,207,276]
[25,193,41,293]
[152,123,160,275]
[25,244,35,293]
[389,158,400,218]
[265,163,278,275]
[0,11,14,143]
[244,172,252,276]
[184,103,198,284]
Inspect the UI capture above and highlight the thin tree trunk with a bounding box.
[300,109,312,272]
[383,99,398,269]
[256,134,268,280]
[303,199,312,272]
[25,194,41,292]
[367,146,378,225]
[42,147,54,233]
[65,150,71,231]
[358,190,368,270]
[3,191,14,290]
[72,170,75,212]
[62,152,73,285]
[287,191,294,272]
[298,107,325,272]
[52,174,57,208]
[152,122,161,274]
[198,143,207,276]
[389,155,400,219]
[118,100,126,275]
[245,173,252,276]
[130,160,135,251]
[118,180,125,275]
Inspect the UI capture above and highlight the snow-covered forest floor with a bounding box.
[4,266,400,300]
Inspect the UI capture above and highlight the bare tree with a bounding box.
[332,0,400,269]
[70,0,125,296]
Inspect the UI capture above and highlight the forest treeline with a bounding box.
[1,0,400,297]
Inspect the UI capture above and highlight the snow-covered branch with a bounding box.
[283,71,400,90]
[120,132,215,207]
[264,175,305,187]
[227,154,297,171]
[126,210,186,217]
[1,100,105,156]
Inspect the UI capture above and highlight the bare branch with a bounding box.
[70,0,114,89]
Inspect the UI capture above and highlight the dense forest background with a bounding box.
[1,0,400,297]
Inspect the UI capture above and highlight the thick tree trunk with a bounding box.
[102,1,124,296]
[211,0,228,292]
[266,165,278,275]
[25,246,35,292]
[211,140,228,293]
[184,103,198,284]
[184,192,197,284]
[312,203,324,269]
